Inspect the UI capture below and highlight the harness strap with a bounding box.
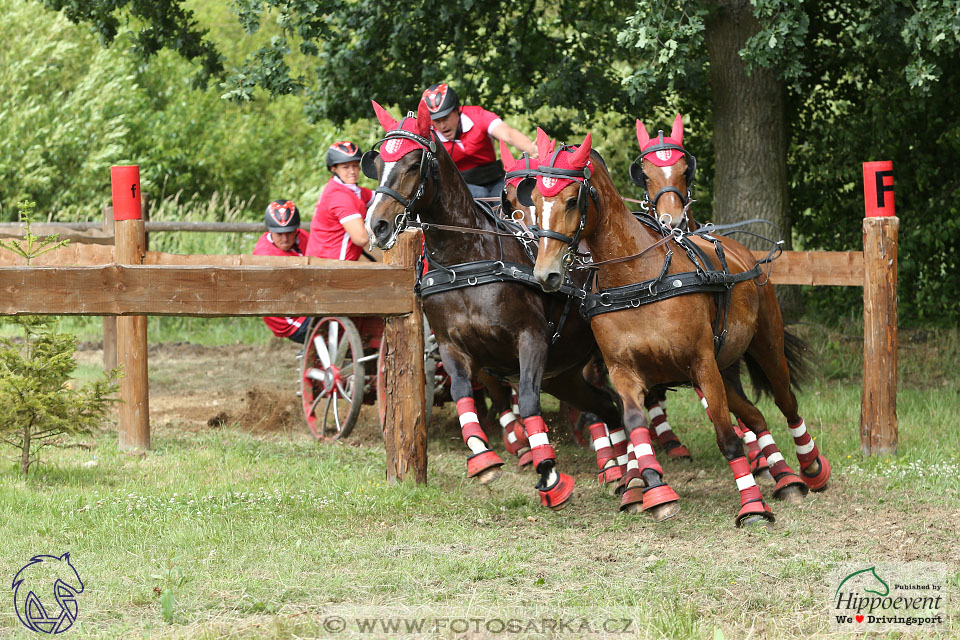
[418,259,583,301]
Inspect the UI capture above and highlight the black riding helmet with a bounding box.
[325,140,363,170]
[421,83,459,120]
[264,199,300,233]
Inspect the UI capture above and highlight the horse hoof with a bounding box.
[776,484,806,504]
[759,469,775,483]
[476,466,502,485]
[623,502,643,515]
[739,514,773,529]
[648,501,680,522]
[665,444,693,461]
[604,481,619,497]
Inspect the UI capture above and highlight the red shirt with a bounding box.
[252,230,309,338]
[435,105,503,172]
[307,177,373,261]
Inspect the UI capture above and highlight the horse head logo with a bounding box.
[835,566,890,599]
[12,553,84,634]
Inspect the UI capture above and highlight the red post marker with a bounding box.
[863,161,894,217]
[111,165,142,220]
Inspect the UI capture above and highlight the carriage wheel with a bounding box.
[377,320,437,433]
[301,317,365,440]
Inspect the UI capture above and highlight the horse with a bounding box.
[362,99,628,509]
[520,125,831,526]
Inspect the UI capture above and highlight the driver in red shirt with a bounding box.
[421,83,538,199]
[252,199,311,343]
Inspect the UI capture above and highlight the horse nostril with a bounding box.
[544,272,562,291]
[373,219,391,242]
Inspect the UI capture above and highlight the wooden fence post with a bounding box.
[381,229,426,484]
[101,206,118,371]
[111,166,150,451]
[860,216,898,456]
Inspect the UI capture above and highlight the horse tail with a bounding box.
[743,328,811,398]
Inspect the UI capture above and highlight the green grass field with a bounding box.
[0,324,957,639]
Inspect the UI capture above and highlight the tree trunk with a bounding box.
[20,424,30,476]
[705,0,802,318]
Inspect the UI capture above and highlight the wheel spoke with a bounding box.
[306,367,325,382]
[328,323,339,366]
[321,394,333,434]
[313,334,331,369]
[332,390,342,434]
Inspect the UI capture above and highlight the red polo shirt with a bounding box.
[436,105,503,172]
[252,230,309,338]
[307,177,373,261]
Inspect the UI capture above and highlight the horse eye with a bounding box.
[565,197,578,211]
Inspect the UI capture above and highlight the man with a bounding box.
[306,141,373,260]
[421,83,538,198]
[252,199,311,343]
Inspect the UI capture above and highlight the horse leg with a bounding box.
[691,355,774,528]
[747,322,831,492]
[478,377,531,467]
[606,366,680,521]
[645,387,692,460]
[437,343,503,485]
[541,369,626,489]
[719,369,809,504]
[698,368,767,476]
[517,333,574,510]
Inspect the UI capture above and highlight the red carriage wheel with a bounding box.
[301,317,365,440]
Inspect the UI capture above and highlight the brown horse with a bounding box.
[522,125,831,526]
[363,100,629,509]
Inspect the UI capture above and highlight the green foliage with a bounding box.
[0,202,118,475]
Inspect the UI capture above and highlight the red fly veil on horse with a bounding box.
[636,113,685,167]
[499,139,540,187]
[534,128,592,196]
[371,100,433,161]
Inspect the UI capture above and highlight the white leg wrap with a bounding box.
[757,434,776,450]
[735,474,757,491]
[466,437,487,454]
[789,420,807,438]
[528,433,549,449]
[647,406,665,420]
[766,452,785,466]
[609,429,627,445]
[796,440,815,455]
[499,411,518,428]
[593,436,612,450]
[635,443,654,458]
[458,412,480,428]
[654,423,671,437]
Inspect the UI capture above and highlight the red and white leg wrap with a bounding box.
[739,422,768,474]
[458,398,503,477]
[499,409,528,457]
[609,427,629,475]
[629,427,663,476]
[646,398,690,459]
[756,429,807,498]
[589,422,621,484]
[729,456,774,526]
[523,415,556,469]
[790,418,831,491]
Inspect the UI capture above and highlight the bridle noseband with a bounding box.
[361,116,440,249]
[628,131,697,218]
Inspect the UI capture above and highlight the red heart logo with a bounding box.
[855,615,864,623]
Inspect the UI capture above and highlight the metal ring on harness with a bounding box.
[659,213,673,227]
[467,276,478,286]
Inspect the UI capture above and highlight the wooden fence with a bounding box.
[0,214,899,480]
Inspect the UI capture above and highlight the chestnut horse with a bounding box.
[363,100,628,509]
[522,125,831,526]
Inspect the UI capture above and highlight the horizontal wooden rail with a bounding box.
[751,250,864,286]
[0,264,414,316]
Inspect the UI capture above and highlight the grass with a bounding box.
[0,324,957,638]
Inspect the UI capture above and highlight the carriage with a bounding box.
[299,315,450,439]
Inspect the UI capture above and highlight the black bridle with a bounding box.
[628,131,697,221]
[360,115,440,249]
[514,145,599,265]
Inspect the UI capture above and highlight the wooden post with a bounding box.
[381,229,426,484]
[860,216,898,456]
[101,206,118,371]
[111,166,150,451]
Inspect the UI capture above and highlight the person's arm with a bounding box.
[341,216,369,247]
[490,121,538,158]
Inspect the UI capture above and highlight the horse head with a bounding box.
[524,128,598,292]
[363,99,441,250]
[12,553,84,633]
[630,113,697,228]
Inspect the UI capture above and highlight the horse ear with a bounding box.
[535,127,554,162]
[671,113,684,145]
[499,139,516,170]
[568,133,592,169]
[371,100,398,132]
[636,119,651,149]
[416,99,432,137]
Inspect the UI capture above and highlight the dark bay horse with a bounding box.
[522,127,831,526]
[363,100,626,509]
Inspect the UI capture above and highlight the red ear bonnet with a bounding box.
[637,113,685,167]
[534,129,593,197]
[371,100,398,133]
[499,139,516,170]
[372,100,429,162]
[416,99,432,138]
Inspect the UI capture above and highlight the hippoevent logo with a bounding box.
[11,553,84,634]
[830,562,946,632]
